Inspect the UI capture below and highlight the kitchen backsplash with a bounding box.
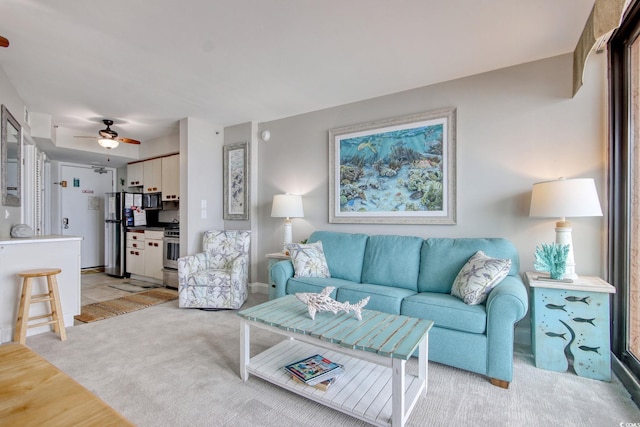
[158,207,179,224]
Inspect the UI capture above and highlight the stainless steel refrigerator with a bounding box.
[104,192,134,277]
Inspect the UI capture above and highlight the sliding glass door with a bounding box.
[610,0,640,379]
[629,32,640,363]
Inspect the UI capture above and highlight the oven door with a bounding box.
[163,237,179,269]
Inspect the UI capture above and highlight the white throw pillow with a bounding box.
[286,241,331,278]
[451,250,511,305]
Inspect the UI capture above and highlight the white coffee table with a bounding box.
[238,295,433,427]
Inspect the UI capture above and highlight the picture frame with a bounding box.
[223,141,249,220]
[329,108,456,224]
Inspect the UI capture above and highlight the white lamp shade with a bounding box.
[529,178,603,218]
[271,194,304,218]
[98,138,119,149]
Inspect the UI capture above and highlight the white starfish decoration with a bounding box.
[295,286,370,321]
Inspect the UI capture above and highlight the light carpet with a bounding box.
[27,293,640,427]
[74,288,178,323]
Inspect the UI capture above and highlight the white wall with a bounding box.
[140,132,179,160]
[255,53,607,283]
[180,117,224,255]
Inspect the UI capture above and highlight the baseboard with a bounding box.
[251,282,268,295]
[612,353,640,409]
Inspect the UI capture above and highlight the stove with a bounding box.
[163,228,180,289]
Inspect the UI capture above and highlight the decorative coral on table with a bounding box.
[534,242,570,280]
[295,286,370,320]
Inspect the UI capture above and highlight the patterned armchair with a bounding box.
[178,230,251,309]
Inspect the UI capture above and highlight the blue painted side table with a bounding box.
[265,252,289,300]
[525,272,616,381]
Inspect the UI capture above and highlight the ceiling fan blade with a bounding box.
[0,36,9,48]
[118,137,141,145]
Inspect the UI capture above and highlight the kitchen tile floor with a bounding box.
[80,271,166,306]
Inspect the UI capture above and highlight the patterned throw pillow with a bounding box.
[286,241,331,278]
[451,250,511,305]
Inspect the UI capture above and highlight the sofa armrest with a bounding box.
[484,274,529,382]
[177,252,208,286]
[270,260,294,298]
[486,275,528,321]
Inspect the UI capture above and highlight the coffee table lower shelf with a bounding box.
[245,339,425,427]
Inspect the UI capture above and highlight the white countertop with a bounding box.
[0,235,83,245]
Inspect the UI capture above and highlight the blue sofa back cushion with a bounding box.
[361,234,423,291]
[418,237,520,294]
[308,231,369,283]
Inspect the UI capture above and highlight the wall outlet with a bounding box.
[201,209,207,219]
[201,199,207,209]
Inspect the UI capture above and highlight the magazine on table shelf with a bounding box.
[284,354,345,386]
[291,374,341,391]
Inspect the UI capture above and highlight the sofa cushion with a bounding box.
[336,283,416,314]
[401,293,487,334]
[286,241,331,278]
[286,277,353,297]
[418,238,520,293]
[451,251,511,305]
[361,235,423,291]
[308,231,368,282]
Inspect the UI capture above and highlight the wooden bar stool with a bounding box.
[14,268,66,344]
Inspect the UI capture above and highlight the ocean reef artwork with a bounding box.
[295,286,370,321]
[534,242,569,280]
[329,108,456,225]
[338,124,444,214]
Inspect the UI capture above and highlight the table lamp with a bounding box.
[271,194,304,253]
[529,177,603,279]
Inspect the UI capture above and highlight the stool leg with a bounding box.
[48,274,66,342]
[14,277,33,345]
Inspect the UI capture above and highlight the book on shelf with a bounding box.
[291,374,341,391]
[283,354,345,386]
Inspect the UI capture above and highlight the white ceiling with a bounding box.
[0,0,595,167]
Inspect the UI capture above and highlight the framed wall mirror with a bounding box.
[1,104,22,207]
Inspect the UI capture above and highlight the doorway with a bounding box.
[59,164,114,268]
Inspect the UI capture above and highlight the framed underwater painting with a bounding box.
[328,108,456,224]
[223,141,249,220]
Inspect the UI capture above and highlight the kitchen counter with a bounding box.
[0,234,83,245]
[127,224,179,232]
[127,226,164,232]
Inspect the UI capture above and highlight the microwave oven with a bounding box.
[142,192,162,210]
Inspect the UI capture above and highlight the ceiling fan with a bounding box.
[0,36,9,48]
[75,119,141,149]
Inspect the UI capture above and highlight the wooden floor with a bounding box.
[0,343,134,426]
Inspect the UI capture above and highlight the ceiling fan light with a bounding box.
[98,138,119,149]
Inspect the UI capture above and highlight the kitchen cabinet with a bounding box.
[126,231,145,276]
[143,158,162,193]
[127,162,143,187]
[161,154,179,201]
[144,230,164,280]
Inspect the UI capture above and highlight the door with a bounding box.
[60,165,114,268]
[610,2,640,381]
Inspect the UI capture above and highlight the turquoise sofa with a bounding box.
[270,230,528,388]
